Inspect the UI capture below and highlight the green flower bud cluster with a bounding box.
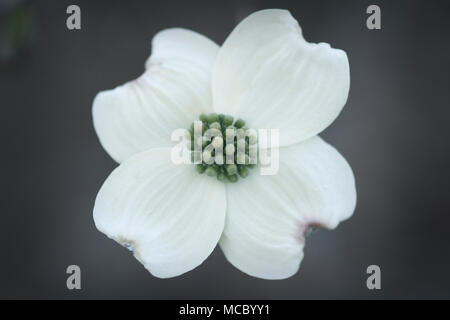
[188,113,258,183]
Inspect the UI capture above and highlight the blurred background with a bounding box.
[0,0,449,299]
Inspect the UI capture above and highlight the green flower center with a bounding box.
[188,113,257,183]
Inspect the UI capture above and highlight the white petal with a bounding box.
[93,28,219,163]
[94,148,226,278]
[220,136,356,279]
[212,9,350,147]
[145,28,219,70]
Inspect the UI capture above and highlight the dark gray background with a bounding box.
[1,0,449,299]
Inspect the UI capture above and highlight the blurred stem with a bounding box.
[0,4,35,62]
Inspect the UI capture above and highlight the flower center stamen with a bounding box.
[188,113,257,183]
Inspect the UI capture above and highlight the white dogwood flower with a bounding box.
[92,9,356,279]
